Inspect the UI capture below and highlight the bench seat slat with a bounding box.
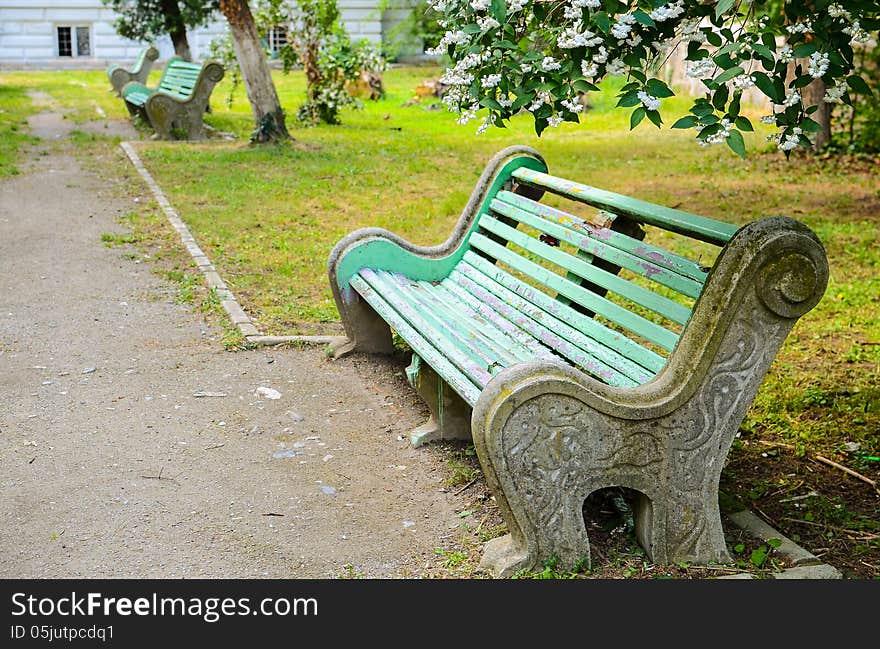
[496,191,710,284]
[415,280,551,364]
[349,275,483,405]
[462,251,665,373]
[434,281,560,364]
[383,273,525,367]
[357,270,497,388]
[478,214,692,326]
[448,269,643,387]
[469,233,680,352]
[491,195,704,299]
[512,167,739,246]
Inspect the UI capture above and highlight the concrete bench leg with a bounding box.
[405,355,472,447]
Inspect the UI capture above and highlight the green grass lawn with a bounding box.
[1,65,877,576]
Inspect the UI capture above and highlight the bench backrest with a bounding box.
[155,58,205,100]
[459,167,741,385]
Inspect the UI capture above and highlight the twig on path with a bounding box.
[814,455,880,496]
[779,516,878,540]
[453,479,477,496]
[261,513,285,517]
[758,440,796,449]
[204,443,225,450]
[140,466,180,484]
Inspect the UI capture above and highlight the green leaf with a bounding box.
[496,40,519,50]
[768,538,783,549]
[726,129,746,158]
[480,97,504,111]
[800,118,822,133]
[750,545,768,568]
[735,116,754,131]
[593,11,611,34]
[645,109,662,128]
[630,106,646,129]
[734,543,746,553]
[752,71,782,103]
[712,84,729,111]
[751,44,774,62]
[491,0,507,22]
[633,9,656,27]
[714,0,735,18]
[793,43,817,58]
[671,115,698,129]
[573,80,599,93]
[646,78,674,98]
[847,75,872,96]
[714,66,744,85]
[706,30,722,47]
[617,90,641,108]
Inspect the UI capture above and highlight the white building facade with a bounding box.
[0,1,416,66]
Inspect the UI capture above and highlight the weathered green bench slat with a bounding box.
[457,257,661,377]
[348,275,483,405]
[512,167,740,246]
[357,270,497,387]
[491,195,704,299]
[392,275,527,367]
[469,233,680,352]
[435,280,564,364]
[478,214,692,326]
[447,269,644,387]
[461,252,666,373]
[496,191,711,284]
[415,280,551,364]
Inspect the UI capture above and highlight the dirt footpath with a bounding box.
[0,110,468,579]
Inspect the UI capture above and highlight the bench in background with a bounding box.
[107,45,159,96]
[328,146,829,577]
[121,58,224,140]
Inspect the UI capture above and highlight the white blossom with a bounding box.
[477,16,500,31]
[782,90,801,108]
[611,13,636,40]
[786,21,812,35]
[823,80,848,103]
[606,58,626,76]
[547,112,564,128]
[686,58,715,78]
[470,0,490,10]
[542,56,561,72]
[731,74,756,90]
[843,21,871,44]
[778,46,794,64]
[481,74,502,89]
[592,46,608,64]
[558,27,604,49]
[701,118,732,145]
[808,52,829,79]
[649,1,685,22]
[561,97,584,114]
[828,4,851,20]
[760,114,776,125]
[637,91,661,112]
[581,60,599,77]
[680,18,707,43]
[507,0,528,12]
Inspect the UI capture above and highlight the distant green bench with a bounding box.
[107,45,159,96]
[328,145,829,577]
[121,57,224,140]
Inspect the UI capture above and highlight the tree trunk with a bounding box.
[802,78,832,150]
[160,0,192,61]
[219,0,290,143]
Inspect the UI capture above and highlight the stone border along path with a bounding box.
[119,140,843,580]
[120,141,346,349]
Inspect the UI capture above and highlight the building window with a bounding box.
[57,25,91,57]
[266,27,288,55]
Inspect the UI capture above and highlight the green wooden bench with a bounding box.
[328,146,829,577]
[121,57,224,140]
[107,45,159,97]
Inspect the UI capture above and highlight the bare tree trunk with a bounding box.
[160,0,192,61]
[219,0,290,143]
[802,78,832,150]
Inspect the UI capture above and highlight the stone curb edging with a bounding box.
[720,509,843,579]
[120,141,345,349]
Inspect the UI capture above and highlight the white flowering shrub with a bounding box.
[431,0,879,156]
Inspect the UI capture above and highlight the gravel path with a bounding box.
[0,107,465,579]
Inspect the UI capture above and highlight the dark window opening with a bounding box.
[57,26,72,57]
